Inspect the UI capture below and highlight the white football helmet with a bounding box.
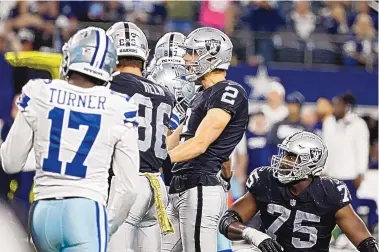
[271,131,328,184]
[60,27,117,84]
[106,22,149,62]
[184,27,233,81]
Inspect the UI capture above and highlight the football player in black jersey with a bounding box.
[219,131,378,252]
[105,22,177,252]
[162,27,249,252]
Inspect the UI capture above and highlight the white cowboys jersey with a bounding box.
[0,79,140,206]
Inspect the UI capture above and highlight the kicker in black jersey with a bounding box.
[172,80,248,175]
[110,72,175,173]
[246,167,352,252]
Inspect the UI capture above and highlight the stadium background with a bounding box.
[0,1,377,251]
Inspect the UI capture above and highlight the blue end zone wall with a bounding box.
[0,61,377,118]
[228,65,378,106]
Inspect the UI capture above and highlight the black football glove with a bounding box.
[242,227,283,252]
[258,238,283,252]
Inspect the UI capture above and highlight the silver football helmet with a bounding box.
[150,63,195,115]
[146,32,186,76]
[184,27,233,81]
[271,131,328,184]
[106,22,149,62]
[60,27,117,83]
[154,32,186,61]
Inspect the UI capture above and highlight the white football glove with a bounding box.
[217,170,232,192]
[242,228,283,252]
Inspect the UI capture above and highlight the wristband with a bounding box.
[242,227,272,247]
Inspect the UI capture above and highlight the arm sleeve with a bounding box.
[355,120,369,175]
[0,80,38,174]
[0,112,33,174]
[168,106,182,131]
[23,151,36,172]
[107,100,140,236]
[107,125,140,236]
[206,84,246,117]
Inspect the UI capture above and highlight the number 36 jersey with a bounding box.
[110,72,175,173]
[6,79,139,206]
[246,167,352,252]
[172,80,248,174]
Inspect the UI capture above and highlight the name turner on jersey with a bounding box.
[49,88,107,110]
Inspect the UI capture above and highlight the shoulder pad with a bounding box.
[321,177,351,210]
[110,90,131,102]
[17,79,50,111]
[246,166,271,191]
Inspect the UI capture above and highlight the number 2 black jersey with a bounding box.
[172,80,248,174]
[246,167,352,252]
[110,72,175,173]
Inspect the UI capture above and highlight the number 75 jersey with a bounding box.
[246,167,352,252]
[14,79,139,206]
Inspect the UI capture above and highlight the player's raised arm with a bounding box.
[5,51,62,79]
[336,204,378,251]
[169,108,231,163]
[107,107,140,237]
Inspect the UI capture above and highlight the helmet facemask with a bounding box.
[183,46,222,82]
[59,43,70,80]
[271,146,321,184]
[172,75,195,114]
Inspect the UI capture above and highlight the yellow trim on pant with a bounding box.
[143,173,174,235]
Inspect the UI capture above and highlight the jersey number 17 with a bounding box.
[43,107,101,178]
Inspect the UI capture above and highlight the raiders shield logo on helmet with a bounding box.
[205,39,221,56]
[310,148,322,163]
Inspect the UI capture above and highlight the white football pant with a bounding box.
[108,174,168,252]
[162,185,226,252]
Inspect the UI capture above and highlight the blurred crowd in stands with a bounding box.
[0,0,378,67]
